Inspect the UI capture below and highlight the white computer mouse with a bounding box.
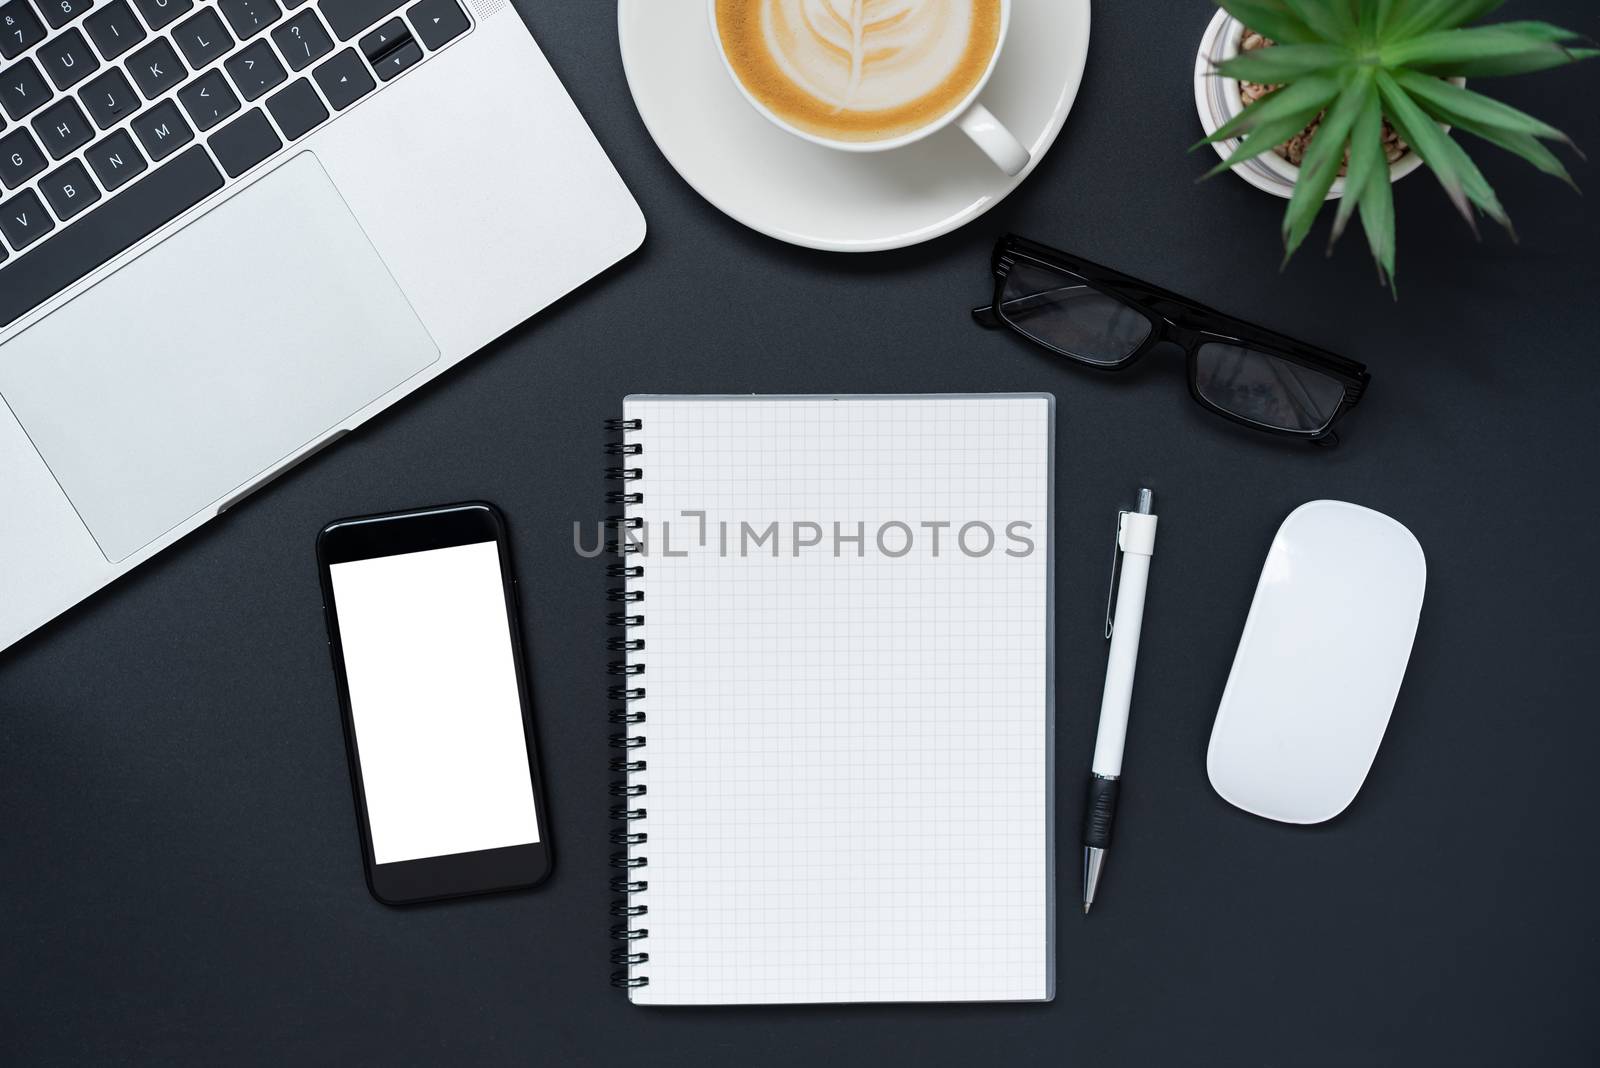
[1206,500,1426,824]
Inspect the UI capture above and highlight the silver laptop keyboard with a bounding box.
[0,0,470,327]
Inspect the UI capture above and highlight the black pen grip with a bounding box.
[1082,775,1119,849]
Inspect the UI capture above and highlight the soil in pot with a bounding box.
[1238,29,1408,172]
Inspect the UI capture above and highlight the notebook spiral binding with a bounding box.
[604,417,649,990]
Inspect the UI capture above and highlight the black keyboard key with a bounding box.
[130,0,188,30]
[217,0,277,39]
[38,26,98,90]
[128,37,184,98]
[38,156,98,218]
[0,146,222,325]
[357,16,398,57]
[271,8,329,70]
[176,67,236,129]
[264,75,322,139]
[83,126,143,188]
[406,0,464,50]
[84,0,143,58]
[130,96,190,159]
[171,6,230,68]
[319,0,400,40]
[0,126,45,187]
[0,186,51,247]
[370,36,416,80]
[207,105,275,175]
[79,65,136,126]
[1,58,51,121]
[38,0,90,30]
[311,46,370,109]
[30,96,91,157]
[1,0,46,58]
[224,38,283,100]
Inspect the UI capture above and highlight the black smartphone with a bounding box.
[316,502,552,904]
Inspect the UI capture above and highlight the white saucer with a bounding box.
[617,0,1092,253]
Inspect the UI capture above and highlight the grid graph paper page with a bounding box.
[623,396,1053,1005]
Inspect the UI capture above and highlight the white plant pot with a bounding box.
[1193,8,1434,200]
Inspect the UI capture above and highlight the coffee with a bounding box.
[715,0,1004,144]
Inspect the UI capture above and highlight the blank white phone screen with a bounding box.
[329,540,540,865]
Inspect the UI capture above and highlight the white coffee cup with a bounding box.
[708,0,1030,176]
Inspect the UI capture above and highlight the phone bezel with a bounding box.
[316,501,553,905]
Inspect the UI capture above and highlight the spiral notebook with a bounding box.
[607,395,1054,1005]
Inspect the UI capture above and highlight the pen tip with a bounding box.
[1082,902,1091,915]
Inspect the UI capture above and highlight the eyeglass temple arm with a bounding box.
[1002,236,1209,316]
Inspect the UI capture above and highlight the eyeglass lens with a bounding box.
[1193,342,1346,433]
[998,260,1152,366]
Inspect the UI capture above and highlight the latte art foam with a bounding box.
[768,0,977,113]
[717,0,1003,143]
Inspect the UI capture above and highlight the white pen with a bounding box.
[1082,487,1159,915]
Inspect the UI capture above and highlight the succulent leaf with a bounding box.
[1330,91,1385,248]
[1216,0,1321,44]
[1369,0,1396,35]
[1392,69,1572,145]
[1378,69,1513,236]
[1281,0,1358,45]
[1456,123,1579,190]
[1283,71,1373,261]
[1413,46,1599,78]
[1215,43,1353,83]
[1203,107,1332,177]
[1473,20,1588,43]
[1423,0,1510,33]
[1383,25,1586,73]
[1199,74,1343,145]
[1387,0,1507,39]
[1357,162,1398,291]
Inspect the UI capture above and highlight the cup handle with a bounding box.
[957,102,1030,176]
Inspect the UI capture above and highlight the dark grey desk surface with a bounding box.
[5,2,1599,1064]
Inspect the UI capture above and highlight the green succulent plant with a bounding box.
[1197,0,1597,288]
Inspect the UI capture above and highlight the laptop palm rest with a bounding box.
[0,153,439,563]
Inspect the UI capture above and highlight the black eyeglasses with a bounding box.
[973,235,1370,445]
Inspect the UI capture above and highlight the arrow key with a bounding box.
[371,36,418,81]
[357,17,402,60]
[406,0,466,50]
[312,47,374,111]
[178,68,240,131]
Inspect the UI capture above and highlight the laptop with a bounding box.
[0,0,644,652]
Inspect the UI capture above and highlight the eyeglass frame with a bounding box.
[972,234,1371,445]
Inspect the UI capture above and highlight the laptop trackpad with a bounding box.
[0,153,439,563]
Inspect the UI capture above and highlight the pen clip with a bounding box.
[1104,510,1127,640]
